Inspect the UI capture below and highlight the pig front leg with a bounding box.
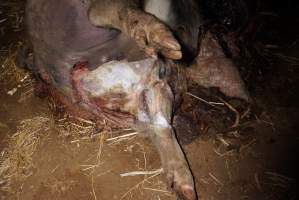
[88,0,182,60]
[139,81,196,200]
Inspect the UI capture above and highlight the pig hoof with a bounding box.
[130,14,182,60]
[176,184,197,200]
[166,168,197,200]
[148,22,182,60]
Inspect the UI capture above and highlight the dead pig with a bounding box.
[26,0,195,199]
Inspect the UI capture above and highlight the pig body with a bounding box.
[26,0,250,199]
[26,0,196,199]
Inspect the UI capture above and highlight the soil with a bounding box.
[0,1,298,200]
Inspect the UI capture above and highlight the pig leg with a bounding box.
[88,0,182,60]
[186,32,250,101]
[140,81,196,200]
[152,128,196,200]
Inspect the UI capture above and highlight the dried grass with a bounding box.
[120,170,164,200]
[0,42,34,104]
[55,115,98,139]
[1,0,29,91]
[0,116,52,193]
[0,44,29,84]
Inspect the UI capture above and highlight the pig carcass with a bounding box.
[25,0,249,199]
[26,0,195,199]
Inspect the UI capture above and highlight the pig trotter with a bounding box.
[125,10,182,60]
[152,128,196,200]
[88,0,181,60]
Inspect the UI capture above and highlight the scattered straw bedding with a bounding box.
[1,5,40,190]
[0,116,51,193]
[0,105,104,194]
[0,41,98,194]
[0,44,29,83]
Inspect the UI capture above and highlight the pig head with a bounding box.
[187,32,250,101]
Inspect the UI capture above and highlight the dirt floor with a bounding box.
[0,1,298,200]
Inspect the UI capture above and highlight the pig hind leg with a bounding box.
[139,81,196,200]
